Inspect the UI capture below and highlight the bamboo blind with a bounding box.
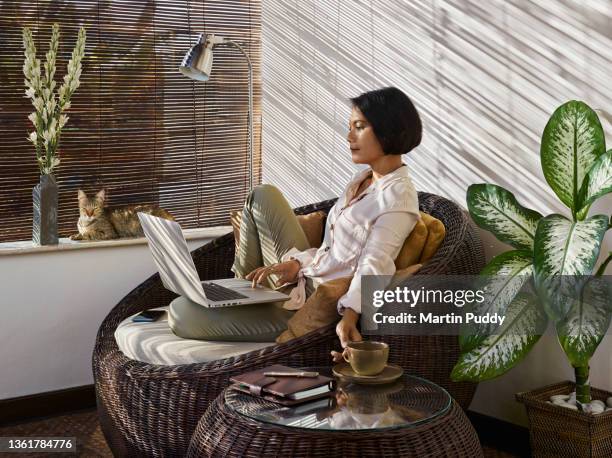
[0,0,262,243]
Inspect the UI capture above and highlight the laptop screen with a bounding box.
[138,213,209,306]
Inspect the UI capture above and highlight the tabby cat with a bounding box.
[70,189,175,241]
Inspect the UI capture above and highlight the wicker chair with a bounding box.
[93,192,485,457]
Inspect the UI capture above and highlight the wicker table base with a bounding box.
[187,392,483,458]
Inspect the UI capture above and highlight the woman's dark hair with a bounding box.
[350,87,422,155]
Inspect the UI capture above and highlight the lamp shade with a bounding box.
[179,39,213,81]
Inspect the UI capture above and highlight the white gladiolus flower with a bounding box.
[23,24,86,174]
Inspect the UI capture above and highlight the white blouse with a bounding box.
[281,163,420,314]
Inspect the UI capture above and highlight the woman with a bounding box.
[169,87,421,357]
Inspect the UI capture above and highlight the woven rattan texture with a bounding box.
[93,193,485,457]
[517,381,612,457]
[187,392,483,457]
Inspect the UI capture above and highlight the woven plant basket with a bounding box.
[516,381,612,458]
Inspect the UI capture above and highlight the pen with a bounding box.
[263,371,319,378]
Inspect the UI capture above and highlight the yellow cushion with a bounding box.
[230,210,326,250]
[419,213,445,263]
[394,218,428,269]
[297,211,327,249]
[394,212,445,269]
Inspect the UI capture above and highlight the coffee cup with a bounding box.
[343,341,389,376]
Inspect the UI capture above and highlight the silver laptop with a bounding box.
[138,213,290,308]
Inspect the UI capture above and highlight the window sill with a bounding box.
[0,226,233,256]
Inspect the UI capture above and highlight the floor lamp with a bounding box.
[179,33,254,192]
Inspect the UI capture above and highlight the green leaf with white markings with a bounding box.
[467,184,543,250]
[452,294,547,382]
[557,278,612,367]
[533,214,609,321]
[541,101,605,214]
[459,250,534,352]
[577,149,612,215]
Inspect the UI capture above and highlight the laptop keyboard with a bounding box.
[202,282,249,302]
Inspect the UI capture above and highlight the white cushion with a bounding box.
[114,306,274,365]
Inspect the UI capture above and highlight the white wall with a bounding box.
[261,0,612,426]
[0,238,212,400]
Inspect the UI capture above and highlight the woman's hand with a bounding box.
[331,308,362,362]
[245,260,301,288]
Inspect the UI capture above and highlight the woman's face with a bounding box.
[347,106,385,165]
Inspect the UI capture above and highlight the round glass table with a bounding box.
[187,367,482,457]
[225,367,452,432]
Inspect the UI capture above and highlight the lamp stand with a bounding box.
[223,40,254,192]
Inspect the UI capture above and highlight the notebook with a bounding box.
[230,365,336,405]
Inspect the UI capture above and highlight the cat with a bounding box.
[70,189,175,241]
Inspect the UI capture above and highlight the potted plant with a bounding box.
[451,100,612,457]
[22,23,86,245]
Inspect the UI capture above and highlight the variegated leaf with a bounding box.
[533,214,609,320]
[452,294,547,382]
[557,278,612,367]
[460,250,534,352]
[577,149,612,215]
[541,101,605,213]
[467,184,542,250]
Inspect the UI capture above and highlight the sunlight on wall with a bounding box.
[262,0,612,219]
